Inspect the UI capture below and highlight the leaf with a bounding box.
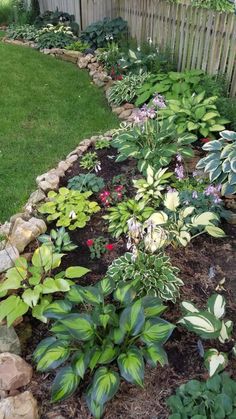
[86,390,105,419]
[32,295,52,322]
[0,296,29,327]
[142,296,167,318]
[65,266,90,278]
[202,140,222,151]
[51,366,79,402]
[164,192,180,212]
[37,340,70,371]
[219,320,233,343]
[143,344,168,367]
[74,350,90,378]
[66,285,84,303]
[59,314,95,341]
[91,367,120,405]
[114,281,137,305]
[146,211,168,225]
[22,288,41,308]
[141,318,175,345]
[98,344,118,364]
[79,286,104,305]
[119,299,145,336]
[43,300,73,320]
[118,347,144,387]
[181,301,199,313]
[202,112,219,121]
[33,337,57,363]
[207,294,226,319]
[205,225,225,238]
[98,277,115,296]
[180,311,222,338]
[204,349,228,377]
[191,212,218,227]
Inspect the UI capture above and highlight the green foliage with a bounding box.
[65,40,90,52]
[108,71,150,106]
[6,23,38,40]
[0,0,14,25]
[34,8,79,35]
[103,199,154,238]
[94,139,111,150]
[68,173,105,193]
[167,373,236,418]
[80,17,128,48]
[38,227,78,253]
[0,244,89,326]
[199,74,229,99]
[80,152,101,171]
[36,24,75,50]
[159,93,229,137]
[106,252,183,302]
[33,278,174,417]
[87,237,108,259]
[38,187,100,231]
[217,97,236,132]
[112,117,196,174]
[135,69,204,107]
[197,130,236,195]
[133,166,173,205]
[192,0,235,13]
[97,41,122,73]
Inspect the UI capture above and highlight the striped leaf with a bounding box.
[142,296,167,318]
[114,281,137,305]
[98,277,115,296]
[204,349,228,377]
[86,390,105,419]
[36,340,70,371]
[181,301,199,313]
[119,299,145,336]
[79,286,104,305]
[141,317,175,345]
[98,344,118,364]
[59,314,95,341]
[33,337,57,363]
[118,347,144,387]
[181,311,222,339]
[143,344,168,367]
[91,367,120,405]
[73,350,91,378]
[43,300,72,320]
[207,294,226,319]
[51,366,79,402]
[219,320,233,343]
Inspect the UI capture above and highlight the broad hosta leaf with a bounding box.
[86,389,105,419]
[65,266,90,278]
[74,350,90,378]
[205,225,225,238]
[141,317,175,345]
[22,288,40,308]
[43,300,72,320]
[59,314,95,341]
[143,344,168,367]
[207,294,226,319]
[66,285,84,303]
[32,295,52,322]
[98,344,118,364]
[37,340,70,371]
[119,299,145,336]
[164,192,180,212]
[181,301,199,313]
[204,349,228,377]
[146,211,168,225]
[180,311,222,339]
[0,295,29,327]
[142,296,167,318]
[51,366,79,402]
[91,367,120,405]
[202,140,222,151]
[98,277,115,296]
[219,320,233,343]
[79,286,104,305]
[33,337,57,363]
[118,347,144,386]
[114,281,137,305]
[191,212,218,227]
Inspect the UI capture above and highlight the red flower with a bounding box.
[200,138,210,143]
[86,239,94,247]
[105,244,114,251]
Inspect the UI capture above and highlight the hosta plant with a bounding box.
[196,130,236,195]
[94,139,111,150]
[80,17,128,48]
[103,199,154,238]
[36,24,75,49]
[38,227,78,253]
[33,278,175,418]
[106,252,183,302]
[67,173,105,193]
[80,152,101,171]
[167,373,236,419]
[38,188,100,231]
[133,166,173,205]
[107,71,150,106]
[143,191,225,250]
[159,92,229,137]
[65,40,90,52]
[0,244,89,326]
[112,117,196,174]
[6,24,38,41]
[179,294,233,376]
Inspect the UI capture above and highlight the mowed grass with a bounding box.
[0,43,118,222]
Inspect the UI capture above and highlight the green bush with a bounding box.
[217,97,236,132]
[65,40,90,52]
[6,23,38,41]
[80,17,128,48]
[108,71,150,106]
[34,8,79,35]
[36,24,75,49]
[68,173,105,193]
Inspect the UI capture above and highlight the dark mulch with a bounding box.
[17,144,236,419]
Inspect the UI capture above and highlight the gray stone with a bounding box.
[41,48,51,55]
[57,160,70,172]
[0,353,32,391]
[0,327,21,355]
[78,53,93,68]
[27,190,46,206]
[93,78,105,87]
[65,155,78,164]
[0,391,39,419]
[8,217,47,253]
[0,246,19,273]
[119,109,132,119]
[0,223,11,237]
[112,106,124,115]
[36,172,59,192]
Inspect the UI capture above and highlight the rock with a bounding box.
[0,327,21,355]
[124,103,134,110]
[0,246,19,273]
[88,62,99,70]
[27,190,46,206]
[10,213,27,224]
[112,106,124,115]
[58,51,80,64]
[57,160,70,172]
[8,217,47,253]
[0,223,11,237]
[0,391,39,419]
[41,48,51,55]
[36,171,60,192]
[46,414,66,419]
[0,353,32,391]
[119,109,132,119]
[93,78,105,87]
[77,54,93,68]
[226,213,236,224]
[0,390,7,400]
[66,155,78,164]
[49,48,63,55]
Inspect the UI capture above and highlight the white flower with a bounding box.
[69,210,77,220]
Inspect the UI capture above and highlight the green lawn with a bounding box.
[0,43,118,222]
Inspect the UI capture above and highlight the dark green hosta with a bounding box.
[106,252,183,302]
[112,117,196,174]
[167,373,236,419]
[33,278,175,418]
[197,130,236,195]
[68,173,105,193]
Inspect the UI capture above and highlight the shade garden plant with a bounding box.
[2,12,236,419]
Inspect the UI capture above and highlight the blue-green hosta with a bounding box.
[0,244,89,326]
[197,130,236,195]
[179,294,233,376]
[38,187,100,231]
[33,278,175,418]
[38,227,78,253]
[105,252,183,302]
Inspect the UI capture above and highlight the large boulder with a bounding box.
[0,353,32,391]
[0,391,39,419]
[0,246,19,273]
[0,327,21,355]
[8,217,47,253]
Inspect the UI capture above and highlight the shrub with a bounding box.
[80,17,128,48]
[80,152,101,171]
[38,187,100,231]
[33,277,175,417]
[6,23,38,41]
[68,173,105,193]
[36,24,75,49]
[108,71,150,106]
[34,8,79,34]
[217,97,236,132]
[191,0,235,13]
[65,40,90,52]
[133,166,173,205]
[38,227,78,253]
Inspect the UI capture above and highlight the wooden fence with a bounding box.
[38,0,236,96]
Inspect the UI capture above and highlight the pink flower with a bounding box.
[86,239,94,247]
[201,138,210,143]
[105,244,114,251]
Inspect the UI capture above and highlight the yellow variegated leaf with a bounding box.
[164,192,180,212]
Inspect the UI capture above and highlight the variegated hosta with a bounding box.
[105,252,184,302]
[133,166,173,205]
[33,277,175,418]
[143,191,225,249]
[197,130,236,195]
[178,294,233,376]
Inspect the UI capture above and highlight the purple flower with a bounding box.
[176,153,182,163]
[167,186,177,193]
[153,94,166,109]
[192,191,198,199]
[132,104,157,123]
[204,184,222,204]
[174,164,185,180]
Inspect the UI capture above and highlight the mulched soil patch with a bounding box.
[17,144,236,419]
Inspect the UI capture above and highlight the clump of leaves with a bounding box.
[80,152,101,171]
[103,199,154,238]
[38,227,77,253]
[38,187,100,231]
[0,244,89,326]
[65,40,90,52]
[106,252,183,302]
[133,166,173,205]
[80,17,128,48]
[86,237,113,259]
[68,173,105,193]
[108,71,150,106]
[6,24,38,41]
[95,139,111,150]
[167,373,236,418]
[36,24,75,49]
[197,130,236,195]
[33,277,174,418]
